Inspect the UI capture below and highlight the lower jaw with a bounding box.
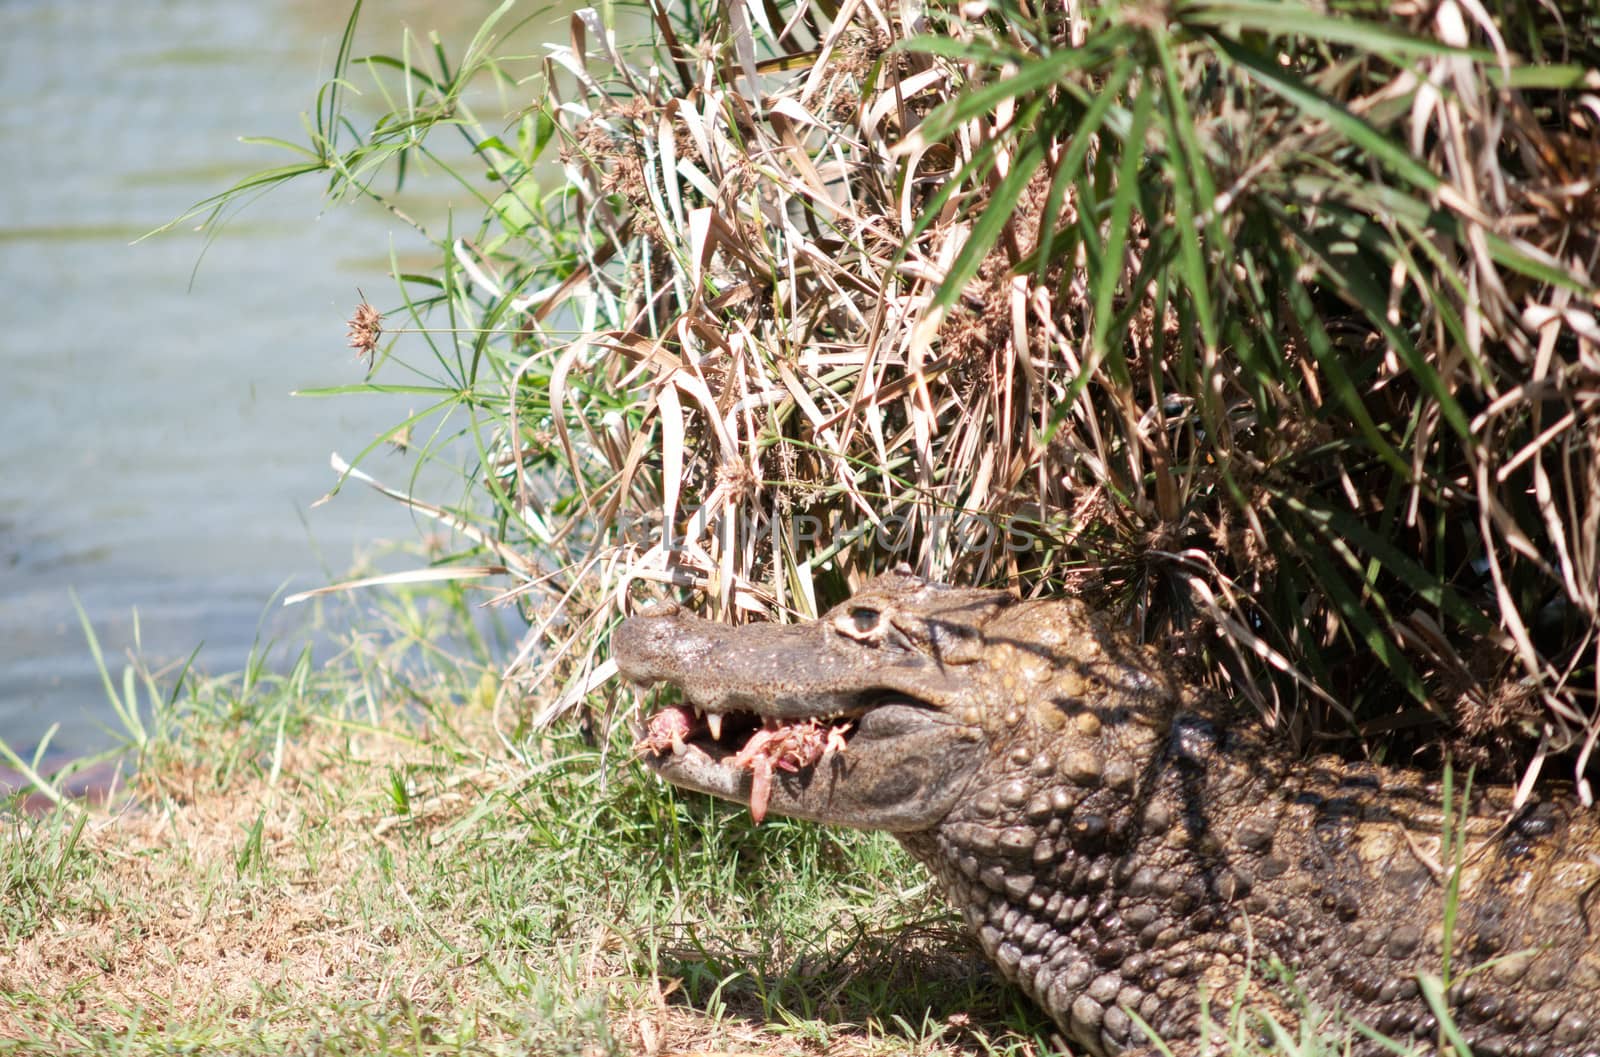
[643,741,820,823]
[642,742,745,793]
[637,705,856,822]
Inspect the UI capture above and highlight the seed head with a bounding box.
[346,297,383,364]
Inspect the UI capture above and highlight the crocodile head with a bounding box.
[614,572,1018,828]
[616,573,1600,1055]
[614,571,1175,830]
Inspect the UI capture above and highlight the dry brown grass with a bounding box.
[1,719,483,1042]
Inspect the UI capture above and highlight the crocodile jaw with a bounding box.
[614,598,988,830]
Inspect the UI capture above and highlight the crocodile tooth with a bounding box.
[707,712,724,741]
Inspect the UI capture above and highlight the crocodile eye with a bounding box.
[835,606,884,640]
[834,604,917,650]
[849,607,881,634]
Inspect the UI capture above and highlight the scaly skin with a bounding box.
[614,573,1600,1056]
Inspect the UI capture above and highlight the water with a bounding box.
[0,0,576,762]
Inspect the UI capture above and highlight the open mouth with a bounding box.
[636,703,860,823]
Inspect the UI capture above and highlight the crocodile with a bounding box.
[614,572,1600,1056]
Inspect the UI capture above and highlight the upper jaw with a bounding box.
[612,607,959,719]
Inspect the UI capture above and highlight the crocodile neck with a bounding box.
[897,703,1297,1053]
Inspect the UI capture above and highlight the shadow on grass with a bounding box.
[653,917,1057,1052]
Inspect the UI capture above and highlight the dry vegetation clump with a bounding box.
[417,0,1599,790]
[182,1,1600,784]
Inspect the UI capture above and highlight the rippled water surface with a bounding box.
[0,0,568,760]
